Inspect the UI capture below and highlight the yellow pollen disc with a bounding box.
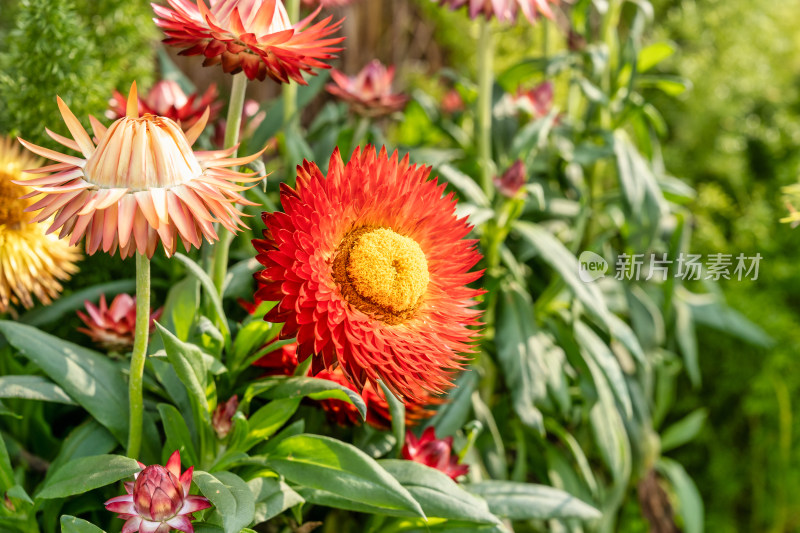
[0,171,30,227]
[333,226,429,324]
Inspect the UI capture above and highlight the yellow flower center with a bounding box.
[333,227,429,324]
[0,170,30,227]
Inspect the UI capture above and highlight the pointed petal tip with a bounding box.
[126,82,139,118]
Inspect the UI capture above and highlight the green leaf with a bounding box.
[436,164,489,207]
[379,380,405,456]
[512,222,612,326]
[0,321,129,442]
[687,297,773,347]
[242,398,301,450]
[267,434,424,516]
[60,516,106,533]
[245,376,366,421]
[156,322,211,418]
[158,403,199,467]
[496,285,546,432]
[44,421,117,485]
[466,481,601,521]
[575,322,632,419]
[0,376,75,405]
[675,299,700,387]
[248,477,304,525]
[173,253,230,342]
[19,280,134,328]
[424,371,477,437]
[637,41,676,72]
[657,458,703,533]
[0,432,14,493]
[380,460,500,525]
[637,74,691,95]
[661,409,707,452]
[193,471,255,533]
[161,276,200,341]
[37,455,141,499]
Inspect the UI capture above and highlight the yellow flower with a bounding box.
[0,136,80,314]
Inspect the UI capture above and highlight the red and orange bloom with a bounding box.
[153,0,344,84]
[15,83,265,259]
[105,450,211,533]
[77,293,163,352]
[253,146,483,402]
[108,80,222,130]
[436,0,558,23]
[402,427,469,480]
[326,60,408,117]
[0,137,80,314]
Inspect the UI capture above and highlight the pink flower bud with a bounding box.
[493,160,528,198]
[212,395,240,439]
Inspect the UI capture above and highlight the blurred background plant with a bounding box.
[0,0,798,532]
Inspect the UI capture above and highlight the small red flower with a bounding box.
[108,81,222,129]
[493,159,527,198]
[513,81,553,118]
[437,0,558,23]
[153,0,344,83]
[326,60,408,117]
[402,427,469,480]
[77,294,163,352]
[105,450,211,533]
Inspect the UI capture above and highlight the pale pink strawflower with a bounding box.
[16,83,265,259]
[153,0,344,83]
[436,0,558,23]
[105,450,211,533]
[108,80,223,130]
[302,0,358,6]
[77,294,163,352]
[326,60,408,117]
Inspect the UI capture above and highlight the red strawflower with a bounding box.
[108,80,222,129]
[153,0,344,83]
[104,450,211,533]
[326,60,408,117]
[402,427,469,480]
[253,146,483,402]
[253,342,301,375]
[77,294,163,352]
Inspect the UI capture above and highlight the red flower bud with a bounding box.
[212,395,239,439]
[493,160,528,198]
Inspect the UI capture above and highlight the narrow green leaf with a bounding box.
[466,481,601,521]
[0,433,14,493]
[173,253,230,341]
[0,376,75,405]
[243,398,301,450]
[0,321,129,442]
[657,458,703,533]
[246,376,366,421]
[193,471,255,533]
[379,380,405,456]
[38,455,141,500]
[380,460,500,525]
[575,322,632,419]
[661,409,707,452]
[424,371,477,438]
[267,434,424,517]
[44,421,117,486]
[637,41,676,72]
[675,300,700,387]
[158,403,199,467]
[248,477,304,525]
[60,516,106,533]
[156,322,210,418]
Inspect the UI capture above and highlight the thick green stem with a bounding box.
[211,71,248,293]
[126,253,151,458]
[476,19,495,199]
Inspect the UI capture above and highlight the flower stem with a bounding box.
[476,18,495,200]
[284,0,301,133]
[211,71,248,294]
[127,252,151,459]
